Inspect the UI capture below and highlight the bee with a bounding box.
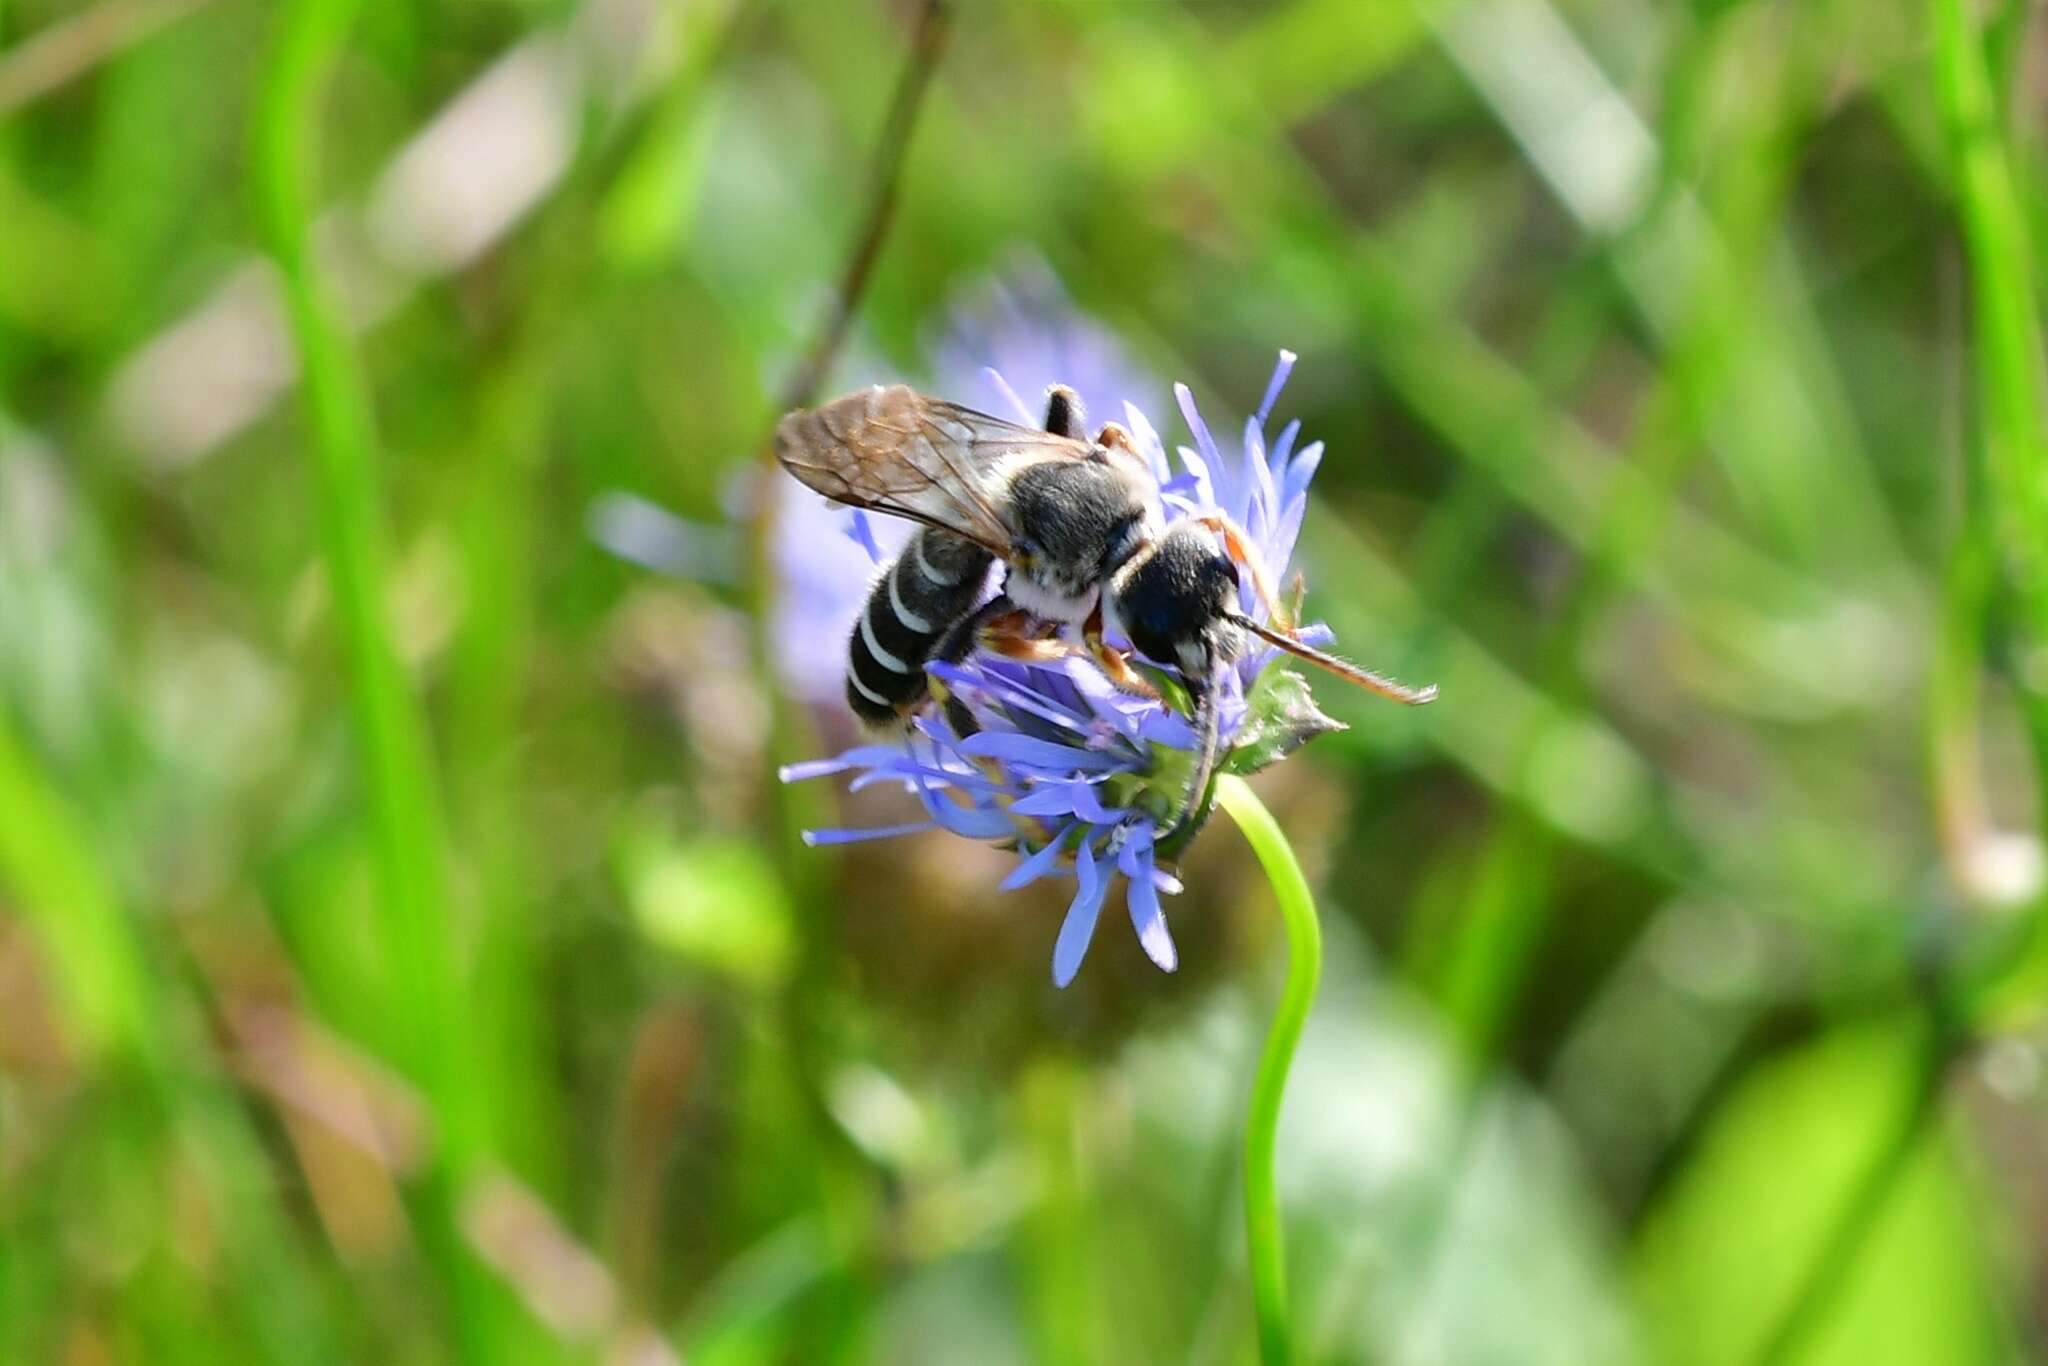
[775,381,1435,827]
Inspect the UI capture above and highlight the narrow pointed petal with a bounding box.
[1113,822,1155,878]
[984,367,1037,426]
[1174,444,1215,506]
[1067,782,1121,824]
[917,786,1018,839]
[803,821,935,846]
[1052,842,1107,987]
[1269,417,1300,472]
[1281,439,1324,511]
[1010,786,1080,817]
[1126,867,1178,973]
[1255,349,1297,427]
[846,510,884,563]
[1243,414,1277,542]
[1175,382,1223,470]
[958,732,1122,773]
[779,745,923,783]
[1002,825,1074,890]
[1124,400,1173,486]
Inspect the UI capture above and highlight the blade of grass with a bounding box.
[254,0,467,1143]
[253,0,547,1355]
[1931,0,2048,1026]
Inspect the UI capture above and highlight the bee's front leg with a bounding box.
[1082,605,1161,700]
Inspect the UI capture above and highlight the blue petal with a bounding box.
[1001,824,1074,890]
[1065,668,1146,742]
[1175,382,1224,476]
[1255,350,1297,428]
[932,660,1091,735]
[1243,413,1277,544]
[1010,786,1080,817]
[912,711,983,754]
[846,510,884,564]
[1271,493,1308,576]
[848,760,1001,795]
[958,732,1122,773]
[803,821,934,846]
[1068,782,1121,824]
[1175,444,1216,507]
[778,744,919,784]
[1029,663,1093,720]
[1113,822,1156,878]
[1123,401,1174,488]
[984,367,1038,425]
[846,770,915,794]
[1282,439,1323,510]
[917,787,1017,839]
[1135,707,1200,751]
[1269,417,1300,473]
[1126,863,1178,973]
[1052,841,1108,988]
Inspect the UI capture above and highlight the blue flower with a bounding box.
[927,258,1163,437]
[785,351,1348,988]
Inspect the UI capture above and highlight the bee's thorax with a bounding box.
[1004,459,1152,610]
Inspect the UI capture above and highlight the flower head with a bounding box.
[786,352,1360,988]
[928,261,1162,437]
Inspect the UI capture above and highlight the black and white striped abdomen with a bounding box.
[846,529,994,726]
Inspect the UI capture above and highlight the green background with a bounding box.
[2,0,2045,1361]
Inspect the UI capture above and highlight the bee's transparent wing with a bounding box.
[775,385,1093,554]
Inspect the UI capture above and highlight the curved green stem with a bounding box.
[1216,774,1323,1366]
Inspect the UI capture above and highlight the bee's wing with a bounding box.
[775,385,1095,555]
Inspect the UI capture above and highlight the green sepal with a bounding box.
[1135,661,1196,716]
[1225,667,1345,776]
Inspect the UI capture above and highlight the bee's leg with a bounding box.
[1081,605,1161,700]
[1191,512,1291,631]
[928,595,1029,735]
[932,595,1065,666]
[982,622,1073,665]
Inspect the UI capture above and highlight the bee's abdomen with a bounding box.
[846,529,993,725]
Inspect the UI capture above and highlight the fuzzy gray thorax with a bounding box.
[1002,458,1156,624]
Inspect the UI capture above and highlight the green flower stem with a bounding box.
[1216,773,1322,1366]
[254,2,523,1356]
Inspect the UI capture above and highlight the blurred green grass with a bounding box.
[3,0,2048,1362]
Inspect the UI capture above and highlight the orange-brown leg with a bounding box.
[1082,605,1160,699]
[1192,512,1291,630]
[977,611,1073,664]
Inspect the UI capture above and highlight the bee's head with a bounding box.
[1109,521,1242,684]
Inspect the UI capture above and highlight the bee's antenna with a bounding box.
[1228,613,1438,705]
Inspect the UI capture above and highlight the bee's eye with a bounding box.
[1219,556,1241,585]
